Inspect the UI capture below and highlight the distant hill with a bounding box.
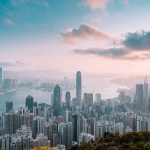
[111,76,150,89]
[70,132,150,150]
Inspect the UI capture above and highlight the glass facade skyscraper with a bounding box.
[76,71,82,105]
[26,95,34,112]
[136,84,143,112]
[53,85,62,117]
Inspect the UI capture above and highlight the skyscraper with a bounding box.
[4,112,13,134]
[72,113,82,144]
[0,67,2,89]
[83,93,93,107]
[95,93,102,105]
[26,95,34,112]
[65,91,71,110]
[76,71,82,105]
[136,84,143,112]
[6,101,13,113]
[143,78,149,112]
[4,112,19,134]
[53,85,62,117]
[58,122,73,149]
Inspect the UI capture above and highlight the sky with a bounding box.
[1,0,150,75]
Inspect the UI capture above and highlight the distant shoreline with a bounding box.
[0,88,26,95]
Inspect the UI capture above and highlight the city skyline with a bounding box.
[1,0,150,75]
[0,70,150,149]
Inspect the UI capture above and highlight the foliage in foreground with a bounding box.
[70,131,150,150]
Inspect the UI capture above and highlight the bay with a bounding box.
[0,77,129,113]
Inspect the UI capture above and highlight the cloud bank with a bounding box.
[72,28,150,60]
[74,47,128,58]
[123,31,150,50]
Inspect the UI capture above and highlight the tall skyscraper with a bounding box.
[136,84,143,112]
[53,85,62,117]
[65,91,71,110]
[76,71,82,105]
[0,67,2,89]
[72,113,82,144]
[143,78,149,112]
[6,101,13,113]
[26,95,34,112]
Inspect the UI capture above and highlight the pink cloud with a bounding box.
[85,0,111,10]
[61,23,110,44]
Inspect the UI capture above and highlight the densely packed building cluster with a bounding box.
[0,72,150,150]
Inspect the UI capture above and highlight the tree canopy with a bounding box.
[70,131,150,150]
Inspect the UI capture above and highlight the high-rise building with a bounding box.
[4,112,13,134]
[58,122,73,149]
[143,78,149,112]
[136,84,143,112]
[32,116,44,139]
[6,101,13,112]
[65,91,71,110]
[79,132,95,145]
[76,71,82,106]
[44,123,52,143]
[0,67,2,89]
[72,113,82,144]
[19,111,33,128]
[4,112,19,134]
[95,93,102,105]
[26,95,34,112]
[53,133,61,147]
[53,85,62,117]
[83,93,93,107]
[13,112,19,134]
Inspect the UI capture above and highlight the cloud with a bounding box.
[73,47,150,60]
[85,0,111,10]
[4,18,14,26]
[61,23,109,44]
[73,30,150,60]
[84,0,129,10]
[74,47,129,59]
[0,61,31,67]
[123,31,150,51]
